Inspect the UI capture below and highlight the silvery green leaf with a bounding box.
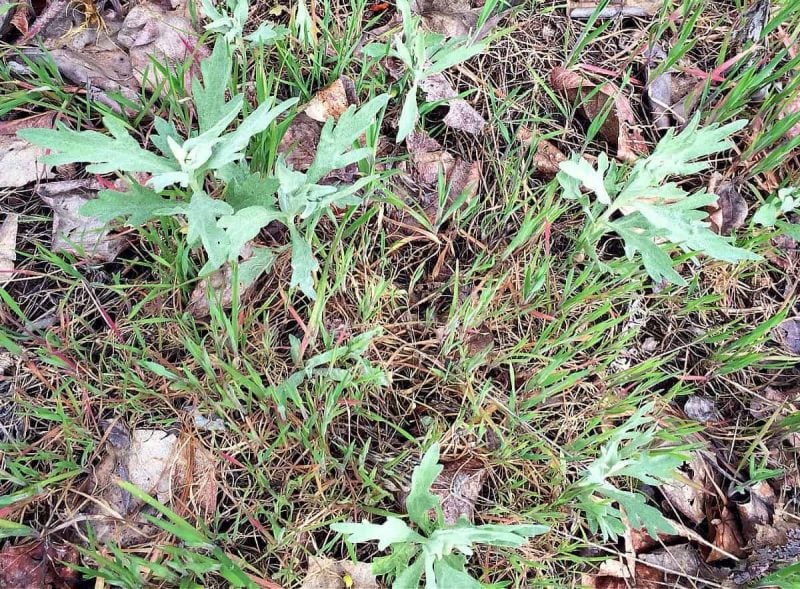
[406,443,443,529]
[613,222,685,285]
[306,94,390,183]
[238,247,276,287]
[207,97,299,170]
[224,167,279,211]
[289,227,319,299]
[246,22,287,45]
[432,558,480,589]
[80,182,180,226]
[331,517,424,551]
[18,116,176,175]
[192,40,234,134]
[396,89,419,144]
[393,556,424,589]
[218,206,279,260]
[559,157,611,205]
[172,191,233,274]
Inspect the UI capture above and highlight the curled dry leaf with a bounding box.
[773,317,800,355]
[733,481,776,543]
[0,214,18,285]
[568,0,663,18]
[300,557,378,589]
[410,0,506,39]
[0,137,54,188]
[683,394,720,424]
[707,505,745,562]
[516,127,568,177]
[638,544,727,583]
[749,386,795,420]
[420,72,486,135]
[660,452,711,525]
[278,77,359,171]
[83,423,218,546]
[37,180,126,263]
[581,559,665,589]
[389,131,481,231]
[431,458,487,524]
[303,77,357,123]
[116,2,203,91]
[707,175,748,235]
[0,540,80,589]
[644,43,703,130]
[550,67,648,162]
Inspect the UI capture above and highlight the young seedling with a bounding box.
[19,39,389,299]
[557,115,760,285]
[331,443,548,588]
[363,0,489,142]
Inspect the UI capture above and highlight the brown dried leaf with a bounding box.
[38,180,126,262]
[300,557,378,589]
[735,481,776,542]
[410,0,505,38]
[707,505,745,562]
[0,136,55,188]
[773,317,800,355]
[0,112,56,136]
[0,540,79,589]
[581,559,665,589]
[0,214,18,285]
[278,113,322,172]
[389,131,480,231]
[303,77,357,122]
[431,458,487,524]
[707,176,748,235]
[638,544,726,583]
[420,72,486,135]
[517,128,568,177]
[117,2,203,91]
[568,0,662,18]
[779,95,800,140]
[550,67,648,162]
[10,2,28,34]
[660,453,710,525]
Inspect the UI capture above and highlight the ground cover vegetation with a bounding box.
[0,0,799,585]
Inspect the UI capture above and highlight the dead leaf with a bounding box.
[85,423,218,545]
[0,112,56,136]
[773,317,800,355]
[0,540,80,589]
[638,544,726,583]
[550,67,649,162]
[389,131,480,230]
[410,0,506,38]
[683,394,720,424]
[707,175,748,235]
[0,136,54,188]
[303,77,357,122]
[581,559,665,589]
[778,95,800,140]
[707,505,745,562]
[0,214,18,285]
[517,128,568,177]
[431,458,486,524]
[568,0,663,18]
[37,180,126,262]
[644,43,704,130]
[10,2,28,35]
[300,557,378,589]
[750,386,795,420]
[278,113,322,171]
[734,481,776,542]
[116,2,203,91]
[660,452,711,525]
[420,72,486,135]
